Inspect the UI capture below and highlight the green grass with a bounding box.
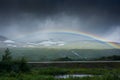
[33,67,120,75]
[0,48,120,80]
[0,68,120,80]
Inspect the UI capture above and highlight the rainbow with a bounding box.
[15,29,120,49]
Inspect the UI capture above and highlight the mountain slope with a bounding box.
[0,35,8,41]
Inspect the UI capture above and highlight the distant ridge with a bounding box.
[108,42,120,44]
[0,35,8,41]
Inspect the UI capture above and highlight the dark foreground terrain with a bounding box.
[28,61,120,68]
[0,48,120,80]
[0,67,120,80]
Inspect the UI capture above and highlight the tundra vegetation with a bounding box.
[0,48,120,80]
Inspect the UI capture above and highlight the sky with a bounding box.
[0,0,120,42]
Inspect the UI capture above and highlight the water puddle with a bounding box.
[55,74,94,78]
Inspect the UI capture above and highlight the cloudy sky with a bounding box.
[0,0,120,42]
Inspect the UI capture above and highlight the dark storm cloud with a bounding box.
[0,0,120,40]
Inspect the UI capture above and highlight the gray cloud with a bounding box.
[0,0,120,42]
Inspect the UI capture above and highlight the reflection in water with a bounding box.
[55,74,93,78]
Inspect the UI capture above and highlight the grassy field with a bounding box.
[0,48,120,80]
[0,68,120,80]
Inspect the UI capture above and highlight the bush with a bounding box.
[19,57,30,72]
[1,48,12,62]
[0,48,30,73]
